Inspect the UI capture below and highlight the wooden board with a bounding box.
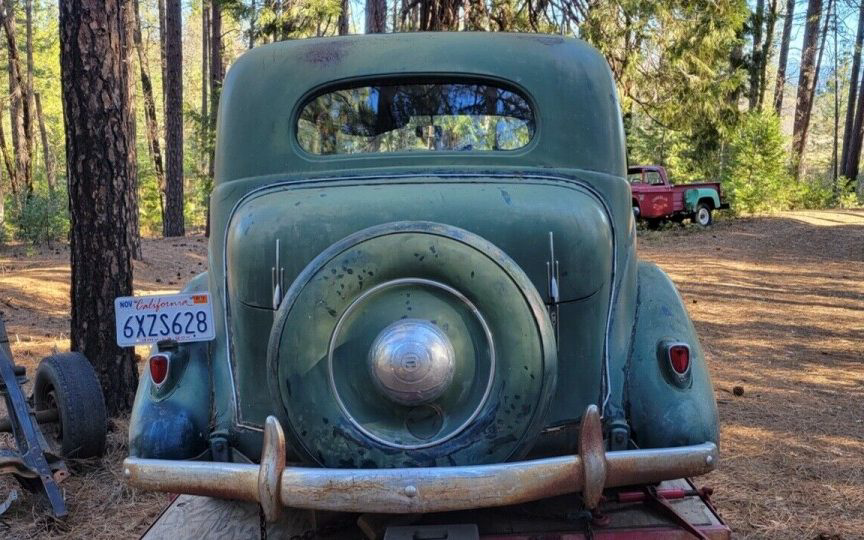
[142,479,729,540]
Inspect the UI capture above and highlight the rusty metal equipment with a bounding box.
[124,406,717,522]
[0,319,69,518]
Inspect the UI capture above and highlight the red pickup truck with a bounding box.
[628,165,729,227]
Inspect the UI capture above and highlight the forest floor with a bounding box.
[0,210,862,539]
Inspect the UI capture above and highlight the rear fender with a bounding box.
[684,189,719,212]
[626,262,718,448]
[128,272,212,459]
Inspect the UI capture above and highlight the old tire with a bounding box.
[268,221,557,468]
[694,203,713,227]
[33,353,107,458]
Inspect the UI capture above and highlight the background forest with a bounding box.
[2,0,863,244]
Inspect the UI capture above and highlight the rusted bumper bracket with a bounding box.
[123,406,717,522]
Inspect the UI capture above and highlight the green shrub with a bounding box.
[724,111,792,214]
[8,191,69,245]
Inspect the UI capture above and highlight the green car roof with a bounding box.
[214,32,626,183]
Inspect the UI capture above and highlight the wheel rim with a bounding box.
[45,390,63,449]
[697,207,710,225]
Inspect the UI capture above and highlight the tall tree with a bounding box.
[0,0,33,198]
[209,0,223,181]
[757,0,778,110]
[163,0,184,236]
[60,0,139,414]
[773,0,795,114]
[34,93,55,191]
[792,0,823,179]
[338,0,349,35]
[201,0,209,174]
[841,0,864,179]
[748,0,765,110]
[366,0,386,33]
[133,0,165,220]
[120,0,142,260]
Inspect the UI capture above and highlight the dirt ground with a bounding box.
[0,210,862,539]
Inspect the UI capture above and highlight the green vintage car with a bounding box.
[125,32,719,526]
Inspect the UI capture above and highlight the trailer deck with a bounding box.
[142,479,730,539]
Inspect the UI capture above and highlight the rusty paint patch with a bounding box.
[304,41,351,65]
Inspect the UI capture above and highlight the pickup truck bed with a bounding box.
[142,479,730,539]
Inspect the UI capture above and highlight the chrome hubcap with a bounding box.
[368,319,456,406]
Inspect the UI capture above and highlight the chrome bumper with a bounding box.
[123,406,717,522]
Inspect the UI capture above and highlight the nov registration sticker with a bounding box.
[114,293,216,347]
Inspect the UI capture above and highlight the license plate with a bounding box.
[114,293,216,347]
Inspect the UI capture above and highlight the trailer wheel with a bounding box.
[34,353,107,458]
[694,203,713,227]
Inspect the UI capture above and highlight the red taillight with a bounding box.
[669,344,690,374]
[149,354,170,385]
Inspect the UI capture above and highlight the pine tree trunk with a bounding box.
[773,0,795,114]
[757,0,777,110]
[209,0,222,180]
[163,0,184,236]
[34,93,55,192]
[0,100,16,185]
[60,0,139,415]
[25,0,33,163]
[338,0,349,35]
[845,70,864,183]
[791,0,823,179]
[748,0,764,110]
[133,0,165,220]
[249,0,256,47]
[206,0,222,237]
[366,0,386,33]
[120,0,142,260]
[158,0,167,111]
[1,0,33,198]
[4,1,18,194]
[841,1,864,179]
[201,1,209,174]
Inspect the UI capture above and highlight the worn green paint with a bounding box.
[129,33,718,464]
[684,188,720,212]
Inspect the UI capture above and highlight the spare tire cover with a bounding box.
[267,221,557,467]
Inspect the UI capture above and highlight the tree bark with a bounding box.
[201,1,209,174]
[365,0,386,33]
[34,93,55,192]
[773,0,795,115]
[1,0,32,198]
[748,0,764,110]
[120,0,142,260]
[133,0,165,221]
[60,0,139,415]
[163,0,184,236]
[841,0,864,179]
[757,0,777,110]
[249,0,256,47]
[206,0,222,237]
[338,0,349,35]
[25,0,33,158]
[845,68,864,183]
[0,100,16,185]
[158,0,167,109]
[791,0,823,179]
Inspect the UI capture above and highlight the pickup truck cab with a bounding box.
[629,165,729,226]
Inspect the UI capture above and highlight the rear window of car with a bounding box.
[297,80,535,155]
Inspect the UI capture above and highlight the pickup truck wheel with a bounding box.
[33,352,107,458]
[694,204,713,227]
[632,206,640,219]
